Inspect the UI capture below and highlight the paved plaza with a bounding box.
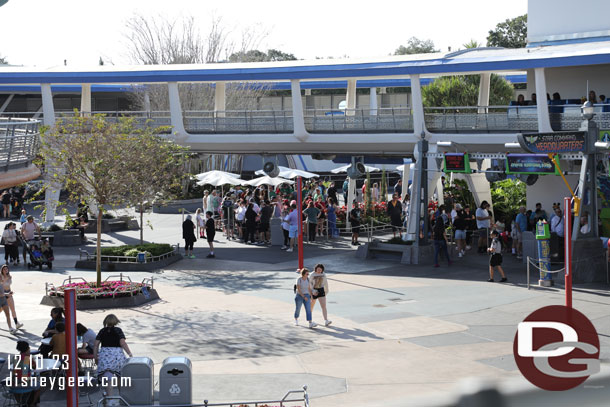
[1,210,609,406]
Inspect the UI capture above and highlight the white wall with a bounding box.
[528,0,610,44]
[526,64,610,101]
[526,170,578,213]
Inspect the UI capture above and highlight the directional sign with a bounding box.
[505,154,559,175]
[517,131,587,154]
[443,153,470,173]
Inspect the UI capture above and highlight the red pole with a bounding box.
[564,197,572,308]
[297,176,304,269]
[64,288,79,406]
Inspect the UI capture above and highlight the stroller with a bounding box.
[24,239,53,270]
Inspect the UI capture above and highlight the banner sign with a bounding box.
[444,153,470,173]
[600,130,610,142]
[505,154,559,175]
[517,131,587,153]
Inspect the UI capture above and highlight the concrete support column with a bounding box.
[214,82,226,118]
[346,177,357,228]
[41,83,60,224]
[346,79,357,116]
[143,92,151,115]
[0,94,14,113]
[410,75,427,137]
[168,82,186,135]
[534,68,552,133]
[80,84,92,116]
[477,73,491,114]
[290,79,308,141]
[369,87,378,116]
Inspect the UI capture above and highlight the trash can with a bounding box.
[137,252,146,263]
[120,357,154,405]
[159,357,192,405]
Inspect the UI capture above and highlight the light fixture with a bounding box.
[582,101,595,121]
[594,141,610,149]
[504,142,521,149]
[437,141,453,147]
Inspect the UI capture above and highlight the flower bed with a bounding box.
[47,277,151,300]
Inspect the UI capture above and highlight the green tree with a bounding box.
[463,39,482,49]
[422,74,514,107]
[39,113,188,285]
[228,48,297,62]
[487,14,527,48]
[490,178,526,221]
[394,37,438,55]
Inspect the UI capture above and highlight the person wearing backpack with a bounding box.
[432,217,452,268]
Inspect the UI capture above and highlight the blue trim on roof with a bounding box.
[298,155,308,171]
[527,36,610,48]
[0,53,607,84]
[0,84,135,93]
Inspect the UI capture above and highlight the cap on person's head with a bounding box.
[490,230,499,236]
[290,200,297,206]
[455,203,462,209]
[26,215,34,221]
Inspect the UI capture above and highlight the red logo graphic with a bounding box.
[513,305,600,391]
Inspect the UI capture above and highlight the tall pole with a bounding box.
[297,176,304,269]
[64,288,78,407]
[565,197,572,308]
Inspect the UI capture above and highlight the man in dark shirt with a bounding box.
[394,180,402,198]
[387,193,403,237]
[258,200,274,245]
[327,182,338,205]
[350,201,361,246]
[205,211,216,258]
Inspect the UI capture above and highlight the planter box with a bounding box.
[41,229,82,246]
[41,289,159,310]
[84,217,137,234]
[152,199,202,214]
[75,253,182,271]
[358,241,435,265]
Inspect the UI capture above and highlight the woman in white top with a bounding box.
[2,222,19,265]
[202,191,209,213]
[309,263,332,327]
[195,208,205,239]
[371,183,380,203]
[0,264,21,332]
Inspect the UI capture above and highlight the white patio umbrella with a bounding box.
[196,173,244,187]
[195,170,241,182]
[244,175,295,187]
[331,164,381,174]
[255,166,318,179]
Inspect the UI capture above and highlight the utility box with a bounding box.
[159,357,192,405]
[120,357,154,405]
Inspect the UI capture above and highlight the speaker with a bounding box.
[311,153,337,160]
[525,174,538,186]
[346,160,366,179]
[263,160,280,177]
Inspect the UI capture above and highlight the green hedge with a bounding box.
[100,243,173,257]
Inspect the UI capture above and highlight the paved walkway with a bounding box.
[0,210,609,406]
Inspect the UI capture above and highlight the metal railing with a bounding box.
[78,246,178,263]
[0,118,40,171]
[97,386,309,407]
[3,105,609,135]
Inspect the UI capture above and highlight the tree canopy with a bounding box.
[394,37,438,55]
[228,48,297,63]
[39,114,188,284]
[422,74,514,107]
[486,14,527,48]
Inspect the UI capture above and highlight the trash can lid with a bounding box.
[123,357,154,367]
[162,356,192,368]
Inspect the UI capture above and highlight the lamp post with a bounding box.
[569,101,605,283]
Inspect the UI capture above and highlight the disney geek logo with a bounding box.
[513,305,600,391]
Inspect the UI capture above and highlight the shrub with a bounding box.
[100,243,173,257]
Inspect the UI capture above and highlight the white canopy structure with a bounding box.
[195,170,241,182]
[244,176,295,187]
[196,173,244,187]
[254,166,318,179]
[331,164,381,174]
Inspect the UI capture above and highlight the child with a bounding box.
[41,239,54,261]
[205,211,216,258]
[31,245,43,261]
[487,230,507,282]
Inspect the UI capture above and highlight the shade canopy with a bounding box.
[255,166,318,179]
[195,170,241,182]
[244,175,295,187]
[196,173,244,187]
[330,164,381,174]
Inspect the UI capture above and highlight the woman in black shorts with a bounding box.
[310,263,332,327]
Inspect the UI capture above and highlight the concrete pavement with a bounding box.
[0,209,609,406]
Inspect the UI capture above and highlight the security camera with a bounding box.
[263,160,280,177]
